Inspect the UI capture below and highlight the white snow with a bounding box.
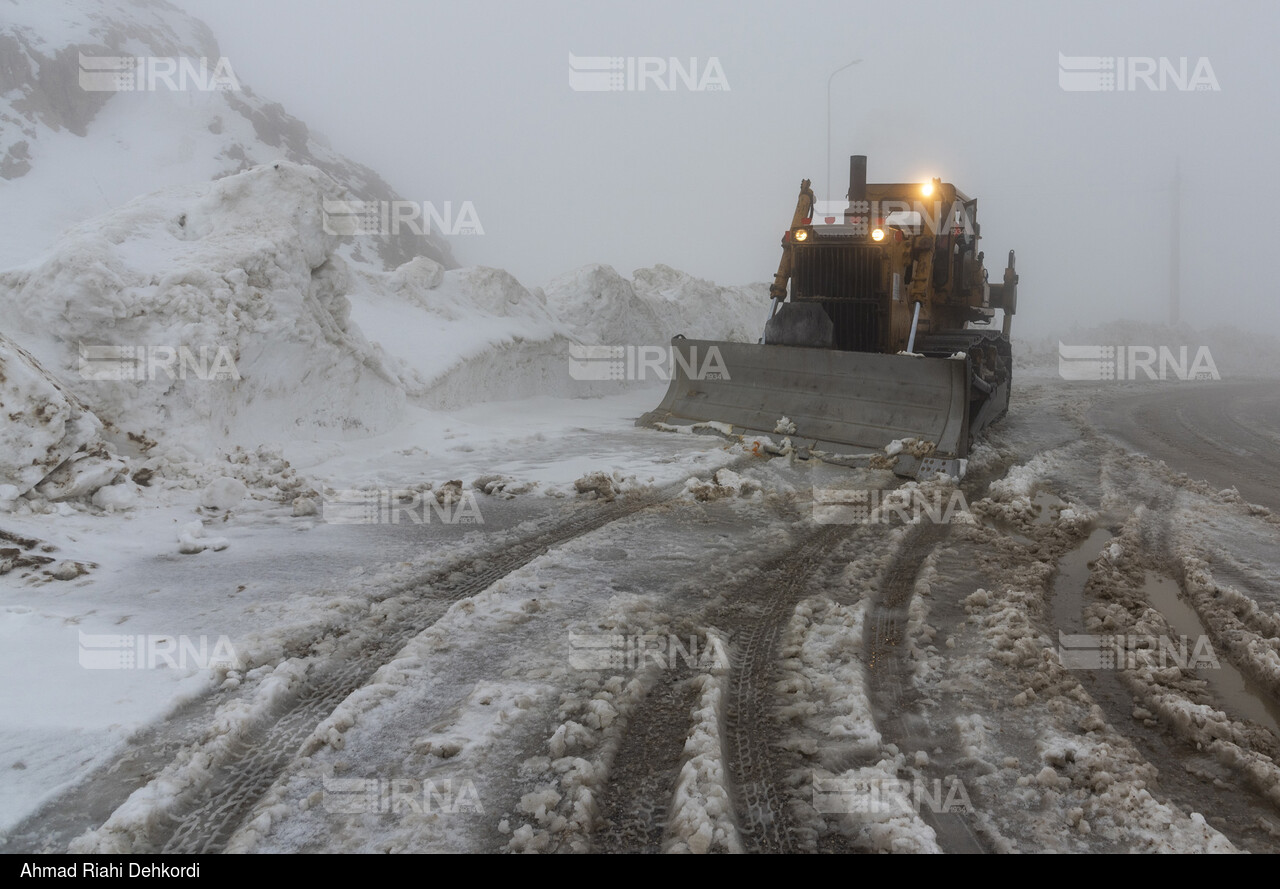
[4,0,1279,857]
[199,477,246,511]
[665,665,742,854]
[0,332,113,499]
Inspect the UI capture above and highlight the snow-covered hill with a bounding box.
[0,0,455,272]
[0,162,408,464]
[0,155,767,505]
[0,0,769,508]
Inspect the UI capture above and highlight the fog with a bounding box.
[178,0,1280,337]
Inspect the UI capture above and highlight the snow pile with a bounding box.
[199,476,247,511]
[1078,478,1280,811]
[869,437,935,471]
[0,161,406,460]
[573,470,648,502]
[344,260,769,412]
[684,468,761,502]
[631,265,768,344]
[884,438,936,459]
[665,664,741,854]
[0,331,121,501]
[177,519,229,555]
[946,502,1246,851]
[541,264,667,346]
[1183,554,1280,699]
[507,673,638,854]
[347,260,768,413]
[776,597,881,760]
[352,261,769,413]
[0,156,766,508]
[0,0,770,512]
[504,597,738,853]
[977,446,1084,528]
[145,443,314,509]
[820,756,943,854]
[349,261,582,410]
[543,263,767,347]
[1025,731,1238,852]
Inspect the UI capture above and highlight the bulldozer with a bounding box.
[638,154,1019,478]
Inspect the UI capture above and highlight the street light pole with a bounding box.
[827,59,862,207]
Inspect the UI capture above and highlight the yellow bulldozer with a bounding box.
[639,154,1019,478]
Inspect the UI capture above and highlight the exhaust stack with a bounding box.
[846,154,867,209]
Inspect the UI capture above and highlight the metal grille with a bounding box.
[792,244,884,352]
[792,244,881,301]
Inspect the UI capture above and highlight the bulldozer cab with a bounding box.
[782,178,990,351]
[639,154,1019,478]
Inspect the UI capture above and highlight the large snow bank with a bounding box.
[344,260,576,410]
[543,263,767,347]
[0,161,406,459]
[0,153,767,501]
[346,260,769,412]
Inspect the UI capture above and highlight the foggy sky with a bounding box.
[177,0,1280,337]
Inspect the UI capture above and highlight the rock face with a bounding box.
[0,0,456,272]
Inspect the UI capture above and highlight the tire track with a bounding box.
[717,523,852,853]
[590,664,700,853]
[861,461,1020,854]
[586,515,858,853]
[656,466,1010,854]
[1067,477,1280,851]
[159,489,685,854]
[9,487,677,854]
[865,521,987,853]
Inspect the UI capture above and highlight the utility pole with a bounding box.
[826,60,861,206]
[1170,156,1181,327]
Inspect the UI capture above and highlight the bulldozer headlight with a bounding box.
[793,228,809,242]
[871,227,885,242]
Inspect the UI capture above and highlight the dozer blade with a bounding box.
[637,338,973,468]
